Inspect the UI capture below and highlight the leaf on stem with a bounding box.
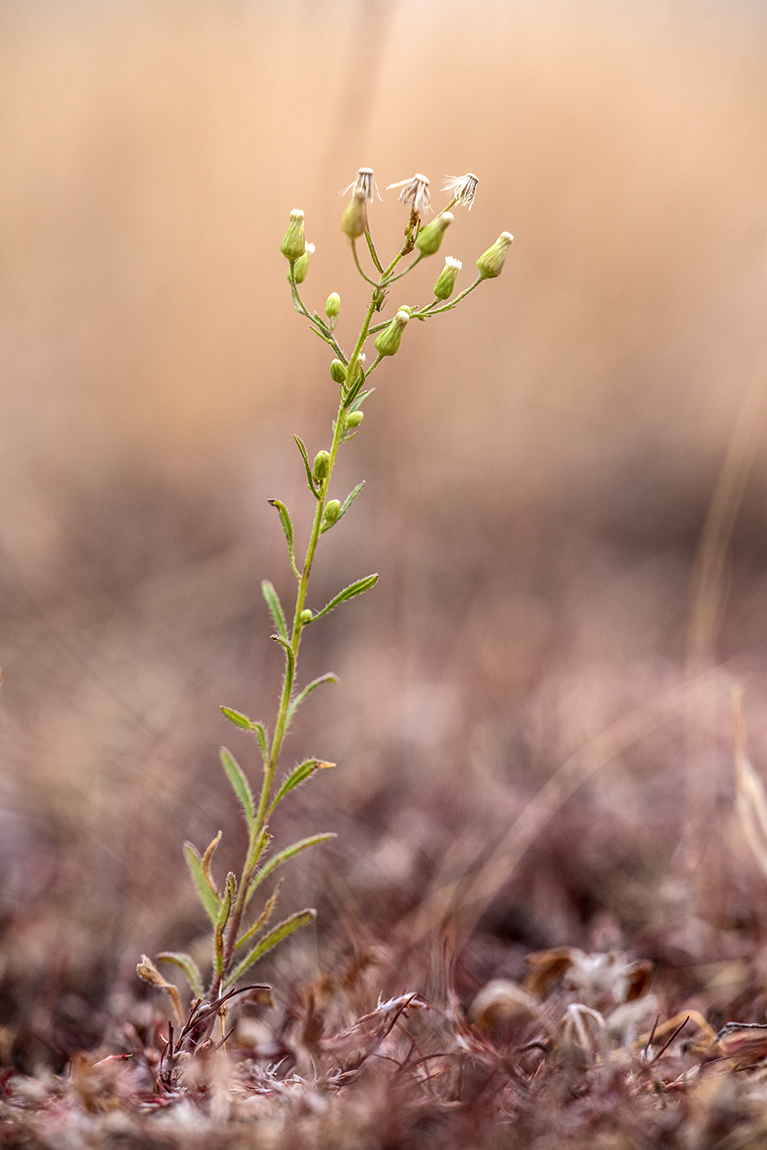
[183,841,221,924]
[294,435,320,498]
[348,388,373,413]
[268,499,301,579]
[214,873,236,975]
[262,580,288,641]
[285,673,338,728]
[221,706,254,730]
[157,952,204,1000]
[202,831,223,894]
[223,909,317,989]
[246,833,336,904]
[235,878,284,951]
[341,482,365,517]
[311,574,378,622]
[220,748,255,832]
[136,955,185,1025]
[268,758,336,815]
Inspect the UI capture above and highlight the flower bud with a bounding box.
[313,450,330,481]
[280,209,306,262]
[476,232,514,280]
[323,499,342,527]
[345,411,363,429]
[325,293,341,327]
[341,188,368,239]
[374,309,410,358]
[416,212,453,257]
[290,242,314,284]
[434,256,462,300]
[299,609,313,625]
[330,358,347,384]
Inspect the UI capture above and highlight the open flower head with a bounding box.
[442,173,479,210]
[387,173,431,217]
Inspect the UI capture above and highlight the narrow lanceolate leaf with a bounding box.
[262,580,288,641]
[202,831,223,894]
[223,909,316,989]
[214,874,236,975]
[184,842,221,924]
[268,759,336,816]
[268,499,300,579]
[349,388,373,413]
[294,435,320,498]
[286,673,338,728]
[235,879,284,952]
[220,748,255,832]
[157,952,204,999]
[252,722,269,764]
[312,574,378,622]
[271,634,295,682]
[246,833,336,904]
[221,706,255,731]
[340,482,365,517]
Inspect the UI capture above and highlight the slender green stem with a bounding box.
[289,267,346,360]
[352,241,379,286]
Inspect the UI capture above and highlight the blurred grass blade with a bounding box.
[223,909,316,989]
[220,748,255,832]
[312,574,378,621]
[246,833,336,904]
[184,842,221,924]
[157,952,204,999]
[262,580,288,640]
[286,673,338,727]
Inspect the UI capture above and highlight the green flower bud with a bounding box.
[280,209,306,262]
[299,609,313,625]
[433,256,462,300]
[325,293,341,325]
[323,499,342,527]
[330,358,347,384]
[345,411,363,428]
[476,231,514,280]
[374,309,410,358]
[415,212,453,257]
[290,242,314,284]
[313,450,330,480]
[341,188,368,239]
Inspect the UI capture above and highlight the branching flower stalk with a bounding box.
[138,167,513,1036]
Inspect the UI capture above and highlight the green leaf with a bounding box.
[253,722,269,765]
[294,435,320,498]
[221,706,254,731]
[223,909,316,989]
[262,580,288,641]
[157,952,204,999]
[234,880,283,952]
[271,634,295,683]
[268,499,300,580]
[340,482,365,517]
[220,748,255,832]
[215,873,236,975]
[311,574,378,622]
[286,673,338,728]
[348,388,373,413]
[184,842,221,924]
[268,758,335,817]
[246,833,336,904]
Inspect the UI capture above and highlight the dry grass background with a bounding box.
[3,0,767,1079]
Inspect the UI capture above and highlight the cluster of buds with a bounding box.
[279,167,512,369]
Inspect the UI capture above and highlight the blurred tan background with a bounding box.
[3,0,767,1063]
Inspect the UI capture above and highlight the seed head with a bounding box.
[433,256,462,300]
[341,167,379,203]
[476,232,514,280]
[442,173,479,210]
[280,209,306,262]
[387,173,431,217]
[415,212,453,257]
